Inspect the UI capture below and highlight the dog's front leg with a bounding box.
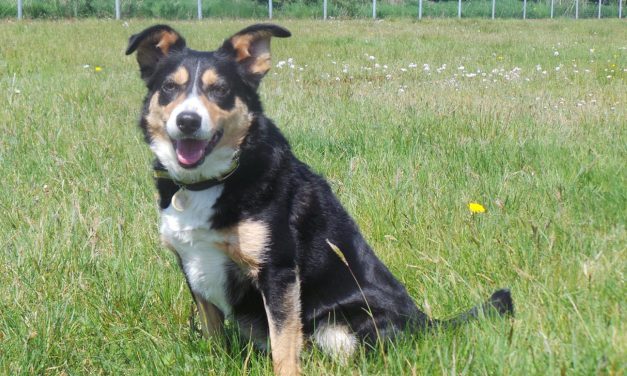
[192,292,224,338]
[260,267,303,376]
[169,247,224,338]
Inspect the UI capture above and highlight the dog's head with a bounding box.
[126,24,290,183]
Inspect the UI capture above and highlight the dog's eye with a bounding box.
[162,81,178,94]
[209,85,230,98]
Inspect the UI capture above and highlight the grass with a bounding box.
[0,18,625,375]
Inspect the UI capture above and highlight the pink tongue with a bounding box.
[176,139,209,166]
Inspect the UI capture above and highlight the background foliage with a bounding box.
[0,0,624,19]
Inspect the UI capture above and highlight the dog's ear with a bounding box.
[125,24,186,83]
[219,24,291,89]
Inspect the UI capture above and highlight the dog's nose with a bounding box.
[176,111,202,134]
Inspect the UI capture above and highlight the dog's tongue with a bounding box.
[176,139,208,166]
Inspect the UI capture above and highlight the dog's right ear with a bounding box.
[125,24,186,83]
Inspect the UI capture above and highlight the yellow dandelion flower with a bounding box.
[468,202,486,213]
[95,66,103,72]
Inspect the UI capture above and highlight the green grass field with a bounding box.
[0,19,625,375]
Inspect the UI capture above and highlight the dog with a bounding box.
[126,24,513,375]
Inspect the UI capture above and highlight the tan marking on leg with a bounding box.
[201,69,219,90]
[169,66,189,86]
[215,220,269,278]
[263,278,303,376]
[145,91,186,142]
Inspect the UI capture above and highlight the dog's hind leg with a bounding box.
[260,268,303,376]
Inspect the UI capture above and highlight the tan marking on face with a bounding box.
[201,69,219,90]
[170,66,189,86]
[264,279,303,376]
[199,96,252,150]
[156,31,179,55]
[145,91,186,142]
[215,220,269,278]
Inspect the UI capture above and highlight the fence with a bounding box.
[7,0,627,20]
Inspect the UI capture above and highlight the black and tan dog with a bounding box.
[126,24,513,375]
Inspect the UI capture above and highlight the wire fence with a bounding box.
[7,0,624,20]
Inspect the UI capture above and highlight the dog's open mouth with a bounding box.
[174,130,223,168]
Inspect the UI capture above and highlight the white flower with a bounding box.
[553,51,559,56]
[368,55,376,61]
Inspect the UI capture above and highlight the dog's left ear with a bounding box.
[125,24,186,83]
[219,24,291,88]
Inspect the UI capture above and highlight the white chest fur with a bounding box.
[160,186,232,316]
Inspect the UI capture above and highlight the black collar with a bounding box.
[153,155,239,192]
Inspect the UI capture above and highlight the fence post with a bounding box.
[620,0,623,18]
[492,0,496,19]
[575,0,578,19]
[197,0,202,19]
[17,0,22,19]
[419,0,423,19]
[269,0,272,19]
[550,0,554,18]
[597,0,601,18]
[115,0,120,20]
[373,0,376,19]
[323,0,327,19]
[523,0,527,18]
[458,0,462,18]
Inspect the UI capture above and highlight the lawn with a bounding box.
[0,18,625,375]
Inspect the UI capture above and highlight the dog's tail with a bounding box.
[429,288,514,330]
